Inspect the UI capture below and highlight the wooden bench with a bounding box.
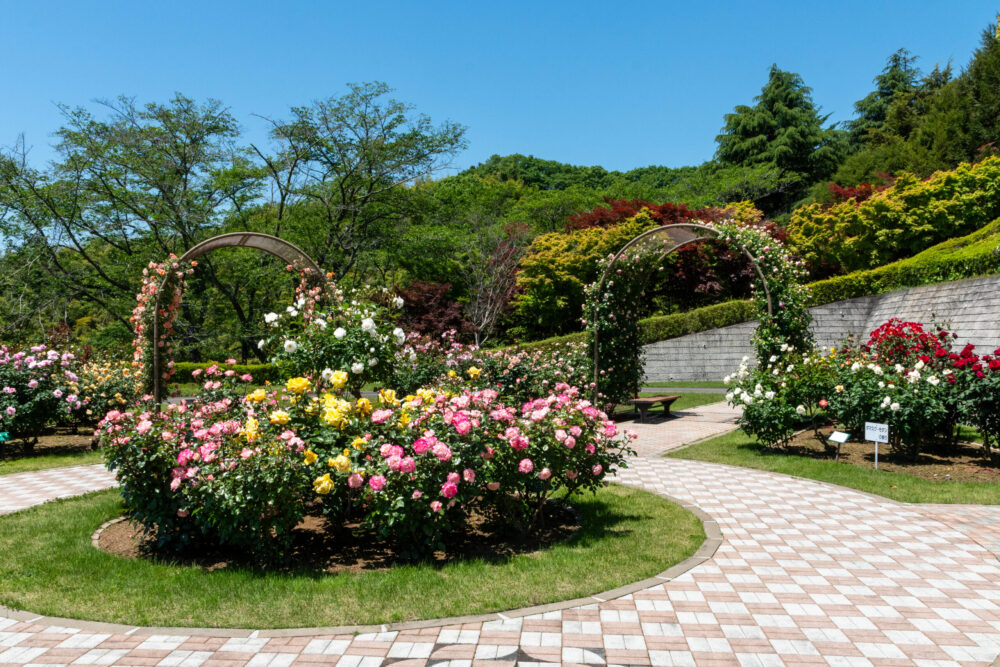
[628,394,681,423]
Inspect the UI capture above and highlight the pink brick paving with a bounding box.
[2,402,1000,666]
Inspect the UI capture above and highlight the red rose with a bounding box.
[818,399,828,409]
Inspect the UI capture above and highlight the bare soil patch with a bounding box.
[98,503,580,573]
[785,427,1000,483]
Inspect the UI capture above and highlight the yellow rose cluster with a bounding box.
[328,454,351,473]
[313,473,333,494]
[319,394,352,429]
[246,388,267,403]
[241,417,261,443]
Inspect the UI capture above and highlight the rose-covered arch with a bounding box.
[586,220,812,409]
[131,233,326,404]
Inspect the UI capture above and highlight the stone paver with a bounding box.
[0,464,117,514]
[2,402,999,666]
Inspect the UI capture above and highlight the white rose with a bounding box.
[392,296,404,309]
[368,358,378,367]
[351,362,364,374]
[314,318,327,330]
[725,392,734,402]
[283,339,298,353]
[361,318,376,334]
[257,339,266,350]
[890,402,900,412]
[927,375,939,386]
[286,306,298,317]
[764,391,775,400]
[723,375,731,385]
[264,312,278,324]
[393,327,405,345]
[915,360,925,370]
[742,394,754,405]
[408,350,417,362]
[321,368,334,381]
[796,405,806,415]
[334,327,346,339]
[297,297,306,308]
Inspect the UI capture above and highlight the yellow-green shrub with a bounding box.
[789,157,1000,273]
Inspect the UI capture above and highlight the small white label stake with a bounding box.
[865,422,889,470]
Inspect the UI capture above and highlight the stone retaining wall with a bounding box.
[643,275,1000,382]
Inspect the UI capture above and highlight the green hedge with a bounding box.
[171,361,280,385]
[638,300,754,345]
[807,218,1000,305]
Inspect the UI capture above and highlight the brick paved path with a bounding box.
[2,403,1000,666]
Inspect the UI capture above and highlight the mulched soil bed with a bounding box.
[98,502,580,573]
[785,426,1000,483]
[0,427,96,459]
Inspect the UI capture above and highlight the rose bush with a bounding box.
[0,345,82,448]
[100,364,633,561]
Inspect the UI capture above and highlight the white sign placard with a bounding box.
[829,431,850,444]
[865,422,889,444]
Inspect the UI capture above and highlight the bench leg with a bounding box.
[637,406,648,423]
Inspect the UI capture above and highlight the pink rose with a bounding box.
[555,429,567,442]
[569,425,582,437]
[566,470,578,480]
[432,443,452,462]
[380,443,394,458]
[518,458,534,474]
[169,477,182,492]
[369,475,386,491]
[387,455,403,471]
[539,467,552,480]
[240,448,253,459]
[177,449,195,466]
[463,468,475,483]
[136,420,153,435]
[441,481,458,498]
[586,443,596,455]
[371,409,393,424]
[177,509,189,518]
[399,456,416,474]
[430,500,443,512]
[412,489,423,499]
[487,481,500,491]
[565,436,576,449]
[412,437,431,454]
[348,473,363,488]
[592,464,603,476]
[446,472,460,484]
[454,418,471,435]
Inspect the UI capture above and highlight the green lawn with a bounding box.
[0,452,104,475]
[0,484,704,628]
[0,449,104,476]
[668,429,1000,504]
[644,381,727,389]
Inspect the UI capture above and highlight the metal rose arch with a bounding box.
[151,232,324,404]
[590,223,773,402]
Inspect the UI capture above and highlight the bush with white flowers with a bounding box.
[261,283,406,397]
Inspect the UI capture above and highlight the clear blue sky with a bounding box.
[2,1,997,173]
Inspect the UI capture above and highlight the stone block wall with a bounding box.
[642,275,1000,382]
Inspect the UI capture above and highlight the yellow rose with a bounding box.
[269,410,290,425]
[313,474,333,495]
[286,377,311,394]
[351,436,366,450]
[448,370,457,378]
[329,455,351,473]
[467,366,481,379]
[398,411,412,427]
[378,388,400,407]
[246,388,267,403]
[356,397,372,415]
[241,418,260,443]
[330,370,348,390]
[304,449,318,465]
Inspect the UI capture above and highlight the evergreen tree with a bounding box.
[848,49,920,150]
[964,17,1000,155]
[716,65,843,212]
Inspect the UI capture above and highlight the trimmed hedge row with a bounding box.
[171,361,280,385]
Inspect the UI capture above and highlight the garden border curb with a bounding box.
[0,488,721,638]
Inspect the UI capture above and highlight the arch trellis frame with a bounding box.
[151,232,324,404]
[590,222,774,401]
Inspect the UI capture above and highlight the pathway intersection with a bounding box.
[2,402,1000,666]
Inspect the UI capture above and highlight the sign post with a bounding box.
[829,430,850,460]
[864,422,889,469]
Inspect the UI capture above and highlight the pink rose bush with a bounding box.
[0,344,82,447]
